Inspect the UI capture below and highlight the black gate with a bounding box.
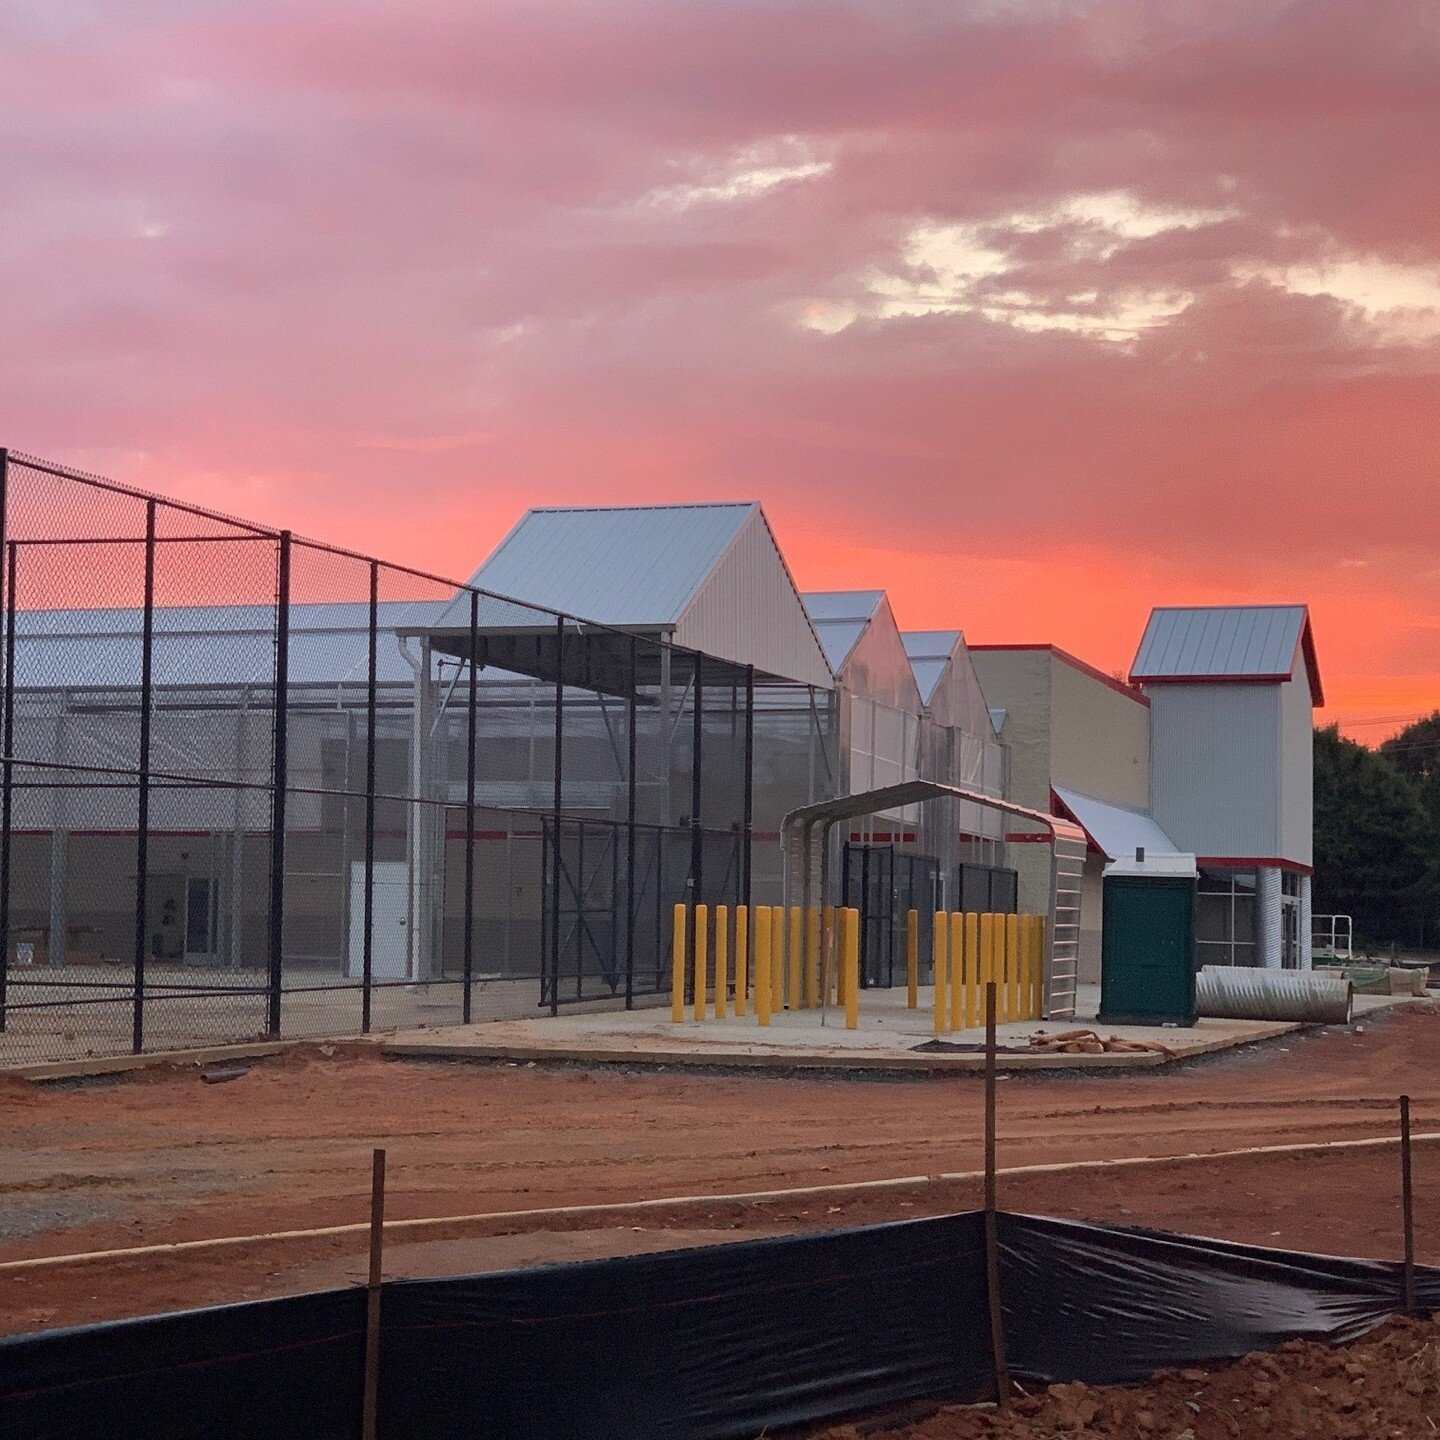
[842,843,939,989]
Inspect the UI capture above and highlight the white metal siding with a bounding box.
[1149,683,1281,859]
[672,510,833,689]
[1278,668,1314,867]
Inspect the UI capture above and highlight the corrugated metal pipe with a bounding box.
[1196,965,1353,1025]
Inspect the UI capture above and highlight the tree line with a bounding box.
[1314,715,1440,949]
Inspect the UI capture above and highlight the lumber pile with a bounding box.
[1027,1027,1172,1057]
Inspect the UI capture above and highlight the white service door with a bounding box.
[347,861,409,979]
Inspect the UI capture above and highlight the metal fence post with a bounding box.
[690,653,703,900]
[549,617,564,1016]
[462,591,479,1024]
[361,560,379,1033]
[266,531,291,1036]
[742,665,754,910]
[130,500,157,1054]
[624,636,637,1009]
[0,495,14,1034]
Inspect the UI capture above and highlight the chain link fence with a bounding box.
[0,450,838,1065]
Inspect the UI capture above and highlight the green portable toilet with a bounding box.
[1098,850,1198,1027]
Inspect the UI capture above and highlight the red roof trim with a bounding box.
[968,643,1149,707]
[1196,857,1315,875]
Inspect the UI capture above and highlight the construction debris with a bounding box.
[1027,1028,1173,1057]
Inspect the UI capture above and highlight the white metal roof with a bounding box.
[901,630,962,706]
[801,591,884,673]
[1131,605,1322,703]
[1053,785,1182,863]
[457,502,832,688]
[467,503,756,628]
[1104,852,1197,879]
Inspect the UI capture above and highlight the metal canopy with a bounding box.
[417,623,797,699]
[781,780,1087,1020]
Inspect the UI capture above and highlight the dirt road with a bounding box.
[2,1004,1437,1334]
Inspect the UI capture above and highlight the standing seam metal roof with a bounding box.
[464,503,757,629]
[1131,605,1322,705]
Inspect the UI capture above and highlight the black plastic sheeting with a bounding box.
[1001,1213,1440,1388]
[1,1212,1435,1440]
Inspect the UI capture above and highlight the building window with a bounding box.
[1196,868,1259,968]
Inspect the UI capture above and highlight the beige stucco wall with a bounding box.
[969,650,1052,810]
[1049,659,1151,810]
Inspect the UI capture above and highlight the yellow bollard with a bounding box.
[906,909,919,1009]
[843,907,860,1029]
[978,913,995,1022]
[992,914,1008,1023]
[964,911,980,1031]
[771,904,786,1012]
[1019,915,1034,1020]
[693,903,709,1022]
[671,903,687,1022]
[805,906,821,1010]
[1032,914,1047,1019]
[788,907,804,1011]
[734,906,748,1018]
[1006,913,1020,1023]
[932,911,949,1035]
[947,912,963,1033]
[823,907,837,1005]
[715,905,729,1020]
[754,905,771,1025]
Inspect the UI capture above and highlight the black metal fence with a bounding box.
[0,450,834,1065]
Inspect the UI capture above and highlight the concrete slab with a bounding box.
[383,983,1389,1073]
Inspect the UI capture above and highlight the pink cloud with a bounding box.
[0,0,1437,729]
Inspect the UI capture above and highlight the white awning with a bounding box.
[1052,785,1181,863]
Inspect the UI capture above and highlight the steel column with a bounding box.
[742,665,754,909]
[266,531,291,1036]
[549,617,563,1016]
[624,636,637,1009]
[360,561,379,1033]
[462,591,479,1024]
[690,653,703,899]
[130,501,157,1054]
[0,527,15,1034]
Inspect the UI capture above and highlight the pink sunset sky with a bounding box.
[2,0,1437,735]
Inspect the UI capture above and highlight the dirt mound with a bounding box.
[807,1318,1440,1439]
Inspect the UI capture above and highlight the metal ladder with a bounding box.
[1045,836,1086,1019]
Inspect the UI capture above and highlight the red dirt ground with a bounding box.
[801,1319,1440,1439]
[2,1005,1438,1335]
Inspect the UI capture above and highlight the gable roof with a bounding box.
[800,590,885,673]
[1131,605,1323,706]
[900,630,963,707]
[460,502,832,688]
[468,503,755,628]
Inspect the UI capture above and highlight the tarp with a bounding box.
[1,1212,1435,1440]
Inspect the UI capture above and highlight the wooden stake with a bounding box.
[362,1147,386,1440]
[984,982,1010,1406]
[1401,1094,1415,1316]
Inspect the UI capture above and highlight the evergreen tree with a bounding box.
[1313,725,1433,947]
